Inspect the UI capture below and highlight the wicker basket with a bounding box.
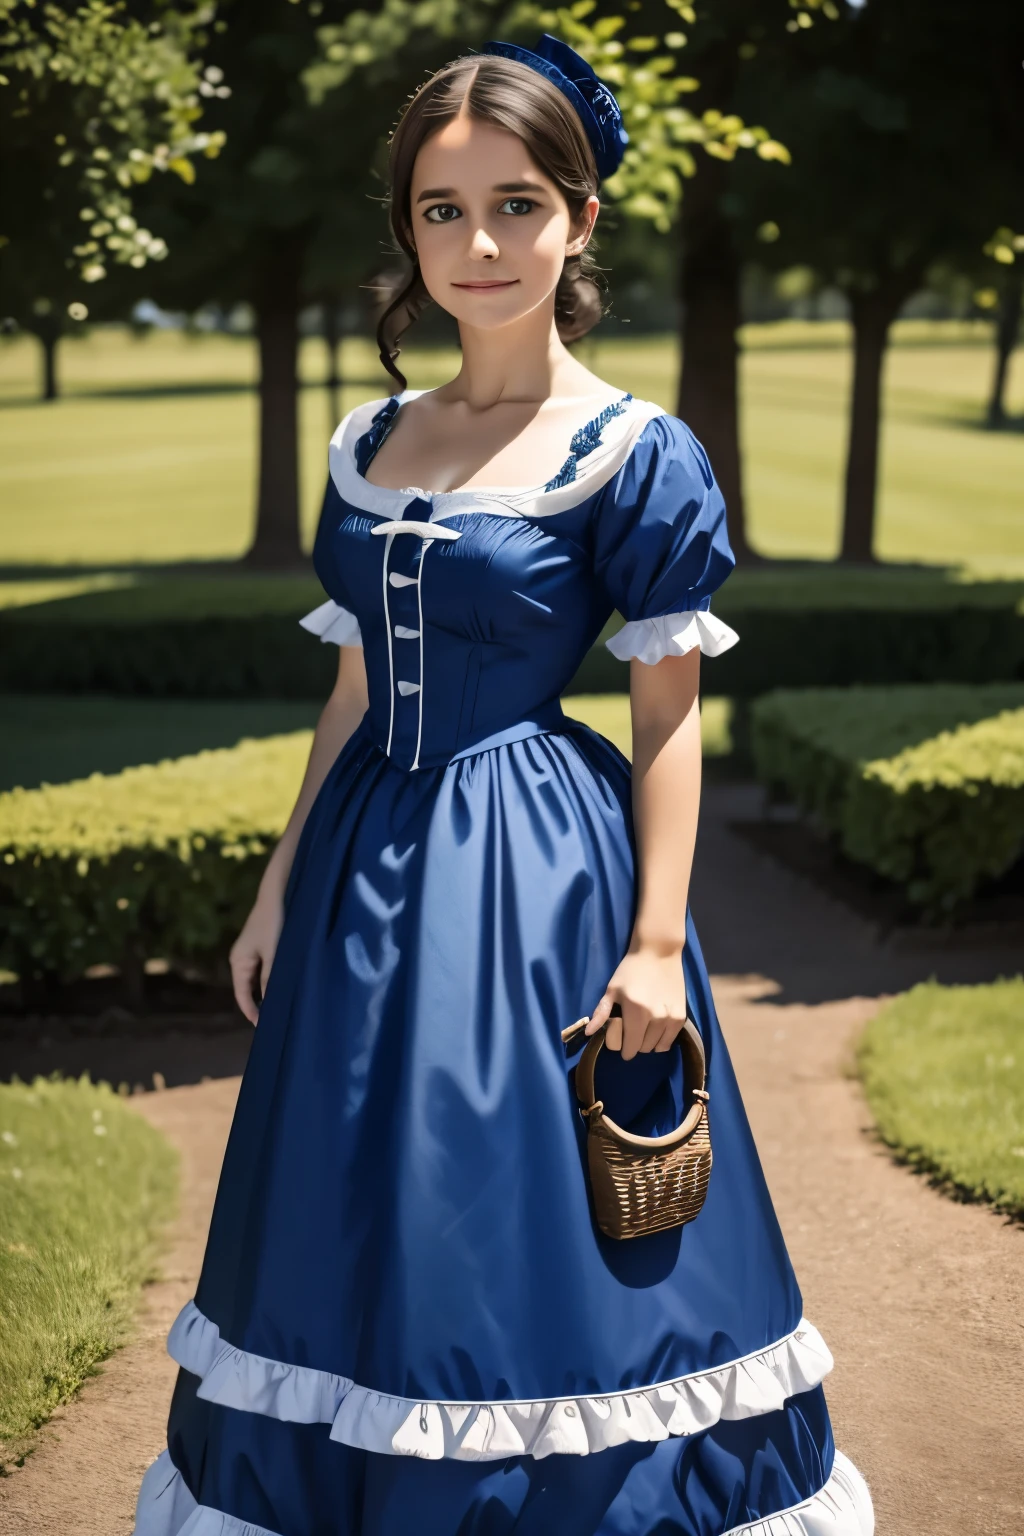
[561,1013,711,1240]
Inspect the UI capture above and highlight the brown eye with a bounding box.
[424,203,461,224]
[498,198,534,216]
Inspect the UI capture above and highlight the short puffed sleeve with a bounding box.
[593,414,739,664]
[299,471,363,649]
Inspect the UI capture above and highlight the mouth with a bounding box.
[450,279,519,291]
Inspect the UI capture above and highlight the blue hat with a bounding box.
[482,34,628,182]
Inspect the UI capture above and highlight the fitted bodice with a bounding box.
[311,393,736,772]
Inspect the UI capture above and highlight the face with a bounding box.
[407,114,599,332]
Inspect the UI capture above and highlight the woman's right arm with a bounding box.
[229,645,368,1023]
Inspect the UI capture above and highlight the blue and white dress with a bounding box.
[134,392,873,1536]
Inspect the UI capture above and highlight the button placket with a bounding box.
[372,496,459,770]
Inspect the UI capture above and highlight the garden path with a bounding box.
[1,783,1021,1535]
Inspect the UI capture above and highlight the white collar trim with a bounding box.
[328,392,666,522]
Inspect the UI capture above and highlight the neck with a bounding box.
[448,300,577,409]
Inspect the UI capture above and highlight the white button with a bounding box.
[396,680,421,696]
[389,572,418,588]
[394,625,420,640]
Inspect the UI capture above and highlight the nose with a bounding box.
[467,223,500,261]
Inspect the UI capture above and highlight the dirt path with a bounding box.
[0,1077,240,1536]
[1,783,1022,1534]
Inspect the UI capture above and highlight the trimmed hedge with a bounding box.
[0,735,308,984]
[858,978,1024,1217]
[1,695,735,987]
[751,684,1024,913]
[2,571,1022,699]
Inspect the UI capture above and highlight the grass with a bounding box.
[1,324,1022,579]
[0,695,321,792]
[858,979,1024,1218]
[0,692,733,792]
[566,692,732,761]
[0,1075,179,1467]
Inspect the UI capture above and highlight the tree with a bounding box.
[733,0,1024,562]
[130,0,478,568]
[980,230,1024,429]
[0,1,222,397]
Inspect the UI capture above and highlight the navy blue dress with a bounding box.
[133,393,873,1536]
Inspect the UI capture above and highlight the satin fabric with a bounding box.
[149,399,853,1533]
[167,1376,834,1536]
[192,722,801,1399]
[312,411,734,771]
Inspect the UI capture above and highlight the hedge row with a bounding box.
[750,684,1024,912]
[857,979,1024,1218]
[0,735,309,984]
[0,695,737,987]
[3,598,1022,698]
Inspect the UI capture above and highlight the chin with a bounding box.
[442,286,558,332]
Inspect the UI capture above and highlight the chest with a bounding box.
[363,402,611,495]
[315,494,601,646]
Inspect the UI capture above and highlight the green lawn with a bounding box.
[1,323,1022,578]
[0,692,733,791]
[0,695,321,791]
[0,1076,178,1467]
[858,979,1024,1218]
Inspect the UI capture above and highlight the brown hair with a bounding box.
[377,54,605,390]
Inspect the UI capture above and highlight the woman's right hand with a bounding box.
[229,891,285,1025]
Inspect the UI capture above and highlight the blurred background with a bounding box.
[1,0,1023,1504]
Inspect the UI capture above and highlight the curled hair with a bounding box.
[377,55,605,390]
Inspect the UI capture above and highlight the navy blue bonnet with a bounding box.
[482,34,628,181]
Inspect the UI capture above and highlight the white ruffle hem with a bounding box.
[168,1301,833,1462]
[133,1446,873,1536]
[606,609,739,665]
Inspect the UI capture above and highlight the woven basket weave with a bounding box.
[562,1013,712,1240]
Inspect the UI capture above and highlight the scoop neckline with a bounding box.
[354,388,638,500]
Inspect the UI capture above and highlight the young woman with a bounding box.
[133,37,873,1536]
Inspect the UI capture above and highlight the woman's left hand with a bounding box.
[586,945,687,1060]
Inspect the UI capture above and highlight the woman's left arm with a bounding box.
[586,647,701,1060]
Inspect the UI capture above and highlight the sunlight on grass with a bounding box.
[563,693,732,760]
[858,979,1024,1217]
[0,1076,178,1467]
[1,326,1021,574]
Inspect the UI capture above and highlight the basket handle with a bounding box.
[563,1006,708,1151]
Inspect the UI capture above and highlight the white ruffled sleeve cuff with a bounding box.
[606,609,739,665]
[299,599,363,648]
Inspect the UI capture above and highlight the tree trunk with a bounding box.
[246,242,305,568]
[676,164,756,564]
[839,284,912,564]
[324,301,342,431]
[37,324,60,401]
[986,271,1022,429]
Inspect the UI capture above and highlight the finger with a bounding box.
[640,1012,669,1054]
[585,993,614,1035]
[231,953,260,1027]
[619,998,648,1061]
[605,1009,623,1052]
[652,1016,683,1053]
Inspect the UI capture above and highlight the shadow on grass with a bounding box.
[0,376,387,408]
[1,694,320,791]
